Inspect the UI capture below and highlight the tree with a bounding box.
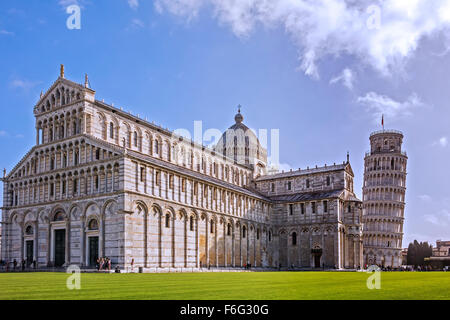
[406,240,433,267]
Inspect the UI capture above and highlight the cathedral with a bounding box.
[0,67,365,271]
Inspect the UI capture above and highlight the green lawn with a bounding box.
[0,272,449,300]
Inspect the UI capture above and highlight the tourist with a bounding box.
[107,258,111,271]
[131,258,134,272]
[13,259,17,270]
[32,260,37,270]
[21,259,26,271]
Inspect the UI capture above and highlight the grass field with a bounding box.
[0,272,449,300]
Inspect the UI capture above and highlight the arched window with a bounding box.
[189,216,194,231]
[25,225,34,235]
[165,213,170,228]
[54,212,65,222]
[155,140,159,155]
[134,132,138,147]
[227,223,231,236]
[109,122,114,139]
[72,121,77,135]
[73,178,78,194]
[88,219,99,230]
[268,230,272,242]
[292,232,297,246]
[210,219,214,234]
[242,226,247,238]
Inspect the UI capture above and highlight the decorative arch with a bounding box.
[83,202,101,219]
[102,199,118,217]
[69,204,82,221]
[50,206,67,222]
[133,200,148,216]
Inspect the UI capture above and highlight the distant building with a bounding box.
[401,248,408,265]
[425,240,450,270]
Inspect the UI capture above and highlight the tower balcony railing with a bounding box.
[365,150,407,157]
[370,129,403,137]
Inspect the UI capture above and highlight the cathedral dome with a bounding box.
[215,106,267,175]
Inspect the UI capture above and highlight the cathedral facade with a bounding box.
[0,68,363,271]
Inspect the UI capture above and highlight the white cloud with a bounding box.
[424,214,440,226]
[357,91,424,122]
[0,30,14,36]
[128,0,139,10]
[425,209,450,227]
[132,18,145,28]
[126,18,145,31]
[58,0,79,7]
[154,0,450,78]
[0,131,25,139]
[330,68,354,90]
[419,194,432,202]
[58,0,87,9]
[10,79,40,90]
[433,136,448,147]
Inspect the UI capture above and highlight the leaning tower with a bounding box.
[362,130,407,268]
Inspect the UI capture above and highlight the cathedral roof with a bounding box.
[126,149,272,202]
[268,189,344,203]
[255,163,352,181]
[268,189,362,203]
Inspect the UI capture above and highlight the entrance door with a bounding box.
[89,237,99,267]
[314,254,321,268]
[54,229,66,267]
[26,240,34,266]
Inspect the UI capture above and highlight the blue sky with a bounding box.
[1,0,450,246]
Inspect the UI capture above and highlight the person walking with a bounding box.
[13,259,17,271]
[131,258,135,272]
